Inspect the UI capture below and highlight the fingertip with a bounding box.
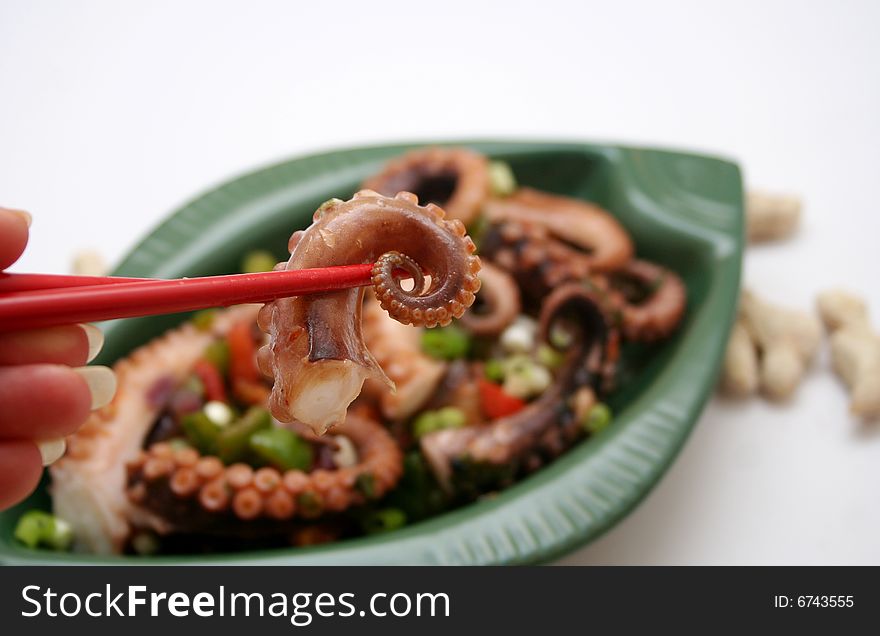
[0,325,90,367]
[0,440,43,511]
[0,365,93,439]
[0,207,30,270]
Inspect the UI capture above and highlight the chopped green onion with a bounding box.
[216,406,272,464]
[315,198,343,219]
[582,403,612,434]
[361,508,407,534]
[203,340,230,375]
[192,309,217,332]
[536,344,565,369]
[131,531,160,556]
[412,407,467,438]
[549,324,574,349]
[501,355,552,399]
[484,359,506,382]
[181,411,222,455]
[14,510,73,551]
[421,325,470,360]
[500,316,537,353]
[330,435,358,468]
[168,438,192,451]
[249,426,313,471]
[488,160,517,197]
[204,400,234,427]
[241,249,277,274]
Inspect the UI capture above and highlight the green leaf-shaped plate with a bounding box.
[0,141,743,564]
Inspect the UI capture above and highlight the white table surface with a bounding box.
[2,0,878,565]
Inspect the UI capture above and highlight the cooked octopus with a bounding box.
[479,219,686,342]
[50,306,259,554]
[126,412,402,534]
[480,220,593,307]
[259,190,481,435]
[605,259,687,342]
[360,294,447,422]
[458,262,521,337]
[362,147,491,226]
[42,146,691,557]
[420,284,612,489]
[485,188,634,272]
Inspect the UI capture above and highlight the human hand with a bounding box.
[0,207,116,510]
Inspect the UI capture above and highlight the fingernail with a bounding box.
[37,438,66,466]
[79,323,104,362]
[7,208,32,228]
[73,365,117,409]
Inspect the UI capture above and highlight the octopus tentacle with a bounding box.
[262,190,481,434]
[480,220,591,307]
[458,262,521,337]
[49,305,260,554]
[485,188,634,272]
[606,259,687,342]
[126,413,403,532]
[362,147,491,226]
[420,284,611,490]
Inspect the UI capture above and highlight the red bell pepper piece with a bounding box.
[193,359,227,403]
[478,379,526,419]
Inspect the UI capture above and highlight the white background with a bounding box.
[2,0,878,564]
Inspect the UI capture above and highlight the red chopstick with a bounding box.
[0,265,379,331]
[0,272,153,293]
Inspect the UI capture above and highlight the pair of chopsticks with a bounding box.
[0,265,381,331]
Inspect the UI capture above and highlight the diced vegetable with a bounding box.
[192,309,217,332]
[502,355,552,399]
[249,426,313,471]
[131,531,160,556]
[412,407,467,438]
[241,249,278,274]
[14,510,73,551]
[360,508,407,534]
[216,406,272,464]
[500,316,537,353]
[203,340,230,375]
[193,359,227,403]
[421,325,470,360]
[168,438,192,451]
[315,198,343,218]
[228,321,260,383]
[330,435,358,468]
[203,400,234,426]
[484,359,505,382]
[549,323,573,349]
[181,411,222,455]
[582,403,612,434]
[488,160,517,197]
[478,379,527,419]
[536,344,565,369]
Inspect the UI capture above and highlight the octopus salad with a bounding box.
[19,147,687,555]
